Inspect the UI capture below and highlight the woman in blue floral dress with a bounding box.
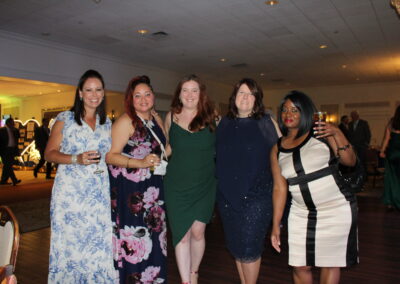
[45,70,115,283]
[106,75,167,283]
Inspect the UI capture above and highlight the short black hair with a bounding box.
[70,69,107,125]
[226,78,265,119]
[340,115,348,122]
[278,90,317,138]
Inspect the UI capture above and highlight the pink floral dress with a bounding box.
[108,120,167,283]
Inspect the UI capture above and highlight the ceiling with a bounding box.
[0,0,399,97]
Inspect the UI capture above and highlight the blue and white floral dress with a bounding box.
[48,111,115,283]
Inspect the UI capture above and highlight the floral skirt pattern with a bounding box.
[109,165,167,284]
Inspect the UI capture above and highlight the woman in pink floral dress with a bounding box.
[106,75,167,283]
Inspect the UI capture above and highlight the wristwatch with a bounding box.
[71,154,78,164]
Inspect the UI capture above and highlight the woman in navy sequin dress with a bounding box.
[216,78,280,284]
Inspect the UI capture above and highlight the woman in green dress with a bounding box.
[164,74,218,284]
[380,105,400,210]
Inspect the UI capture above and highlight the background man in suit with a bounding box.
[348,110,371,170]
[338,115,350,139]
[0,117,21,185]
[33,117,53,179]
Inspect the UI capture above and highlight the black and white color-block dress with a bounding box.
[278,133,358,267]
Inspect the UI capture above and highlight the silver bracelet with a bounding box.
[71,154,78,164]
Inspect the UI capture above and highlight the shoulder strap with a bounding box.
[138,115,168,161]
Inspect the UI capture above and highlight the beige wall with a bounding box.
[263,81,400,146]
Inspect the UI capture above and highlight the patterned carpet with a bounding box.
[8,198,50,233]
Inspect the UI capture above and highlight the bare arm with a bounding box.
[105,113,159,168]
[270,144,288,253]
[379,123,391,158]
[315,121,356,167]
[44,120,98,165]
[164,111,172,157]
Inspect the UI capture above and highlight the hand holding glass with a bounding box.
[313,111,327,136]
[89,151,103,174]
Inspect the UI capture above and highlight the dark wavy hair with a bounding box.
[226,78,265,119]
[278,90,317,138]
[391,105,400,130]
[70,69,107,125]
[170,74,217,132]
[124,75,154,136]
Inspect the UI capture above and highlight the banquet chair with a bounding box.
[0,206,20,284]
[366,148,385,188]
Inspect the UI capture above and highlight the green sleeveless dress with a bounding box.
[164,121,216,247]
[382,132,400,209]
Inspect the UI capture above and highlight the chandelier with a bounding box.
[392,0,400,16]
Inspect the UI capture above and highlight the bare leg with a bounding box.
[238,257,261,284]
[190,221,206,284]
[235,260,246,284]
[293,266,313,284]
[175,230,191,283]
[320,267,340,284]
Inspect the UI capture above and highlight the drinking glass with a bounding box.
[90,151,103,174]
[313,111,327,135]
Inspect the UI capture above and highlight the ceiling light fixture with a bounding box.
[319,44,328,49]
[391,0,400,16]
[342,64,347,69]
[137,29,148,35]
[265,1,279,6]
[260,73,265,76]
[220,58,227,62]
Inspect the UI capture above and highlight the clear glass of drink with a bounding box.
[313,111,327,135]
[90,151,103,174]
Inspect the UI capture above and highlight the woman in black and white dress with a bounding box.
[270,91,358,284]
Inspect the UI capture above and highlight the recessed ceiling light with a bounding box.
[319,44,328,49]
[220,58,227,62]
[57,90,61,92]
[39,92,42,95]
[260,73,265,76]
[265,1,279,6]
[137,29,148,35]
[342,64,347,69]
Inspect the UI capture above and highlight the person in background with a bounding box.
[45,69,115,282]
[164,74,218,284]
[0,117,21,186]
[106,75,167,284]
[34,117,53,179]
[271,91,358,284]
[216,78,280,284]
[348,110,371,169]
[338,115,350,139]
[379,105,400,211]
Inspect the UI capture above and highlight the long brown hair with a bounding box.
[124,75,153,136]
[170,74,217,132]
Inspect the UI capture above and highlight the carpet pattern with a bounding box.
[9,198,50,233]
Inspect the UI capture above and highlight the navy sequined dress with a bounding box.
[216,114,278,262]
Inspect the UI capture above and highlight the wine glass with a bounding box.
[90,151,104,174]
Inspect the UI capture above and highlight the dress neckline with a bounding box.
[278,131,313,153]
